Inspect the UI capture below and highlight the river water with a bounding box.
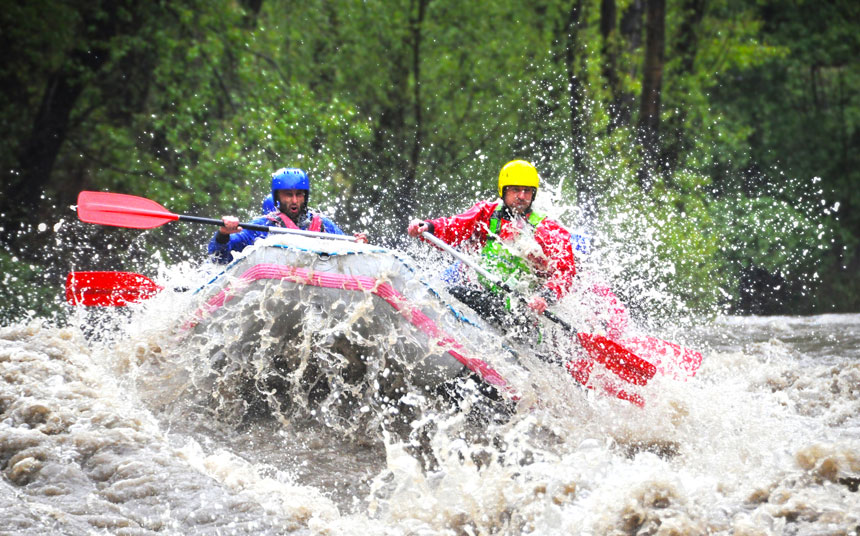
[1,278,859,535]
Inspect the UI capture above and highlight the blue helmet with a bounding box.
[271,168,310,207]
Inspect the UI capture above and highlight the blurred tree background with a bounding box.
[1,0,857,323]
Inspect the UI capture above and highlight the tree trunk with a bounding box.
[359,2,427,234]
[1,3,134,247]
[620,0,644,50]
[563,0,591,212]
[663,0,707,173]
[397,0,430,220]
[600,0,623,131]
[676,0,706,75]
[613,0,644,128]
[637,0,665,189]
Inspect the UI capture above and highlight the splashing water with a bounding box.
[2,221,858,534]
[0,132,852,534]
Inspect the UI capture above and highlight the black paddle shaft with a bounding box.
[179,214,278,233]
[178,214,358,241]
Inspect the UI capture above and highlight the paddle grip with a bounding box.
[178,214,275,232]
[179,214,237,227]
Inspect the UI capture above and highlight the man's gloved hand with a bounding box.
[407,219,430,238]
[526,295,548,314]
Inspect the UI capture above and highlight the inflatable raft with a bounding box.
[179,235,533,419]
[70,191,701,420]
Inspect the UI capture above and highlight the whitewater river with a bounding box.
[2,297,859,534]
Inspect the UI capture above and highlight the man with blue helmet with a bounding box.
[208,167,366,264]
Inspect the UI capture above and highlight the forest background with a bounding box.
[1,0,857,324]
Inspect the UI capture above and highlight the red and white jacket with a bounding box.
[425,200,577,302]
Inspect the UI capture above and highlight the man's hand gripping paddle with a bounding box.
[420,231,656,405]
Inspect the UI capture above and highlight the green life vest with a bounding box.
[479,208,545,293]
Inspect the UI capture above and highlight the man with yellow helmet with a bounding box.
[407,160,577,337]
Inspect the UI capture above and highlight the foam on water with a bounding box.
[0,323,339,534]
[3,310,859,534]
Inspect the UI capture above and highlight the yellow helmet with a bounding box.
[498,160,539,198]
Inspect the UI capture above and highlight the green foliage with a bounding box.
[0,0,77,166]
[64,0,373,245]
[705,0,859,311]
[708,194,830,311]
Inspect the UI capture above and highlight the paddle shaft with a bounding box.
[421,232,575,334]
[420,230,656,394]
[180,215,358,242]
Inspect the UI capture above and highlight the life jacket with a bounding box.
[479,207,545,292]
[266,211,323,232]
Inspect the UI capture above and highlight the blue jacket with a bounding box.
[207,210,346,264]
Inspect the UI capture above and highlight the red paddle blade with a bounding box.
[576,333,657,386]
[77,191,179,229]
[616,336,703,380]
[566,359,646,407]
[65,271,163,306]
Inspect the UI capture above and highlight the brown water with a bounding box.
[2,306,859,535]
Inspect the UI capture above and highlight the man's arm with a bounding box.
[207,216,267,264]
[409,200,497,247]
[320,216,345,235]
